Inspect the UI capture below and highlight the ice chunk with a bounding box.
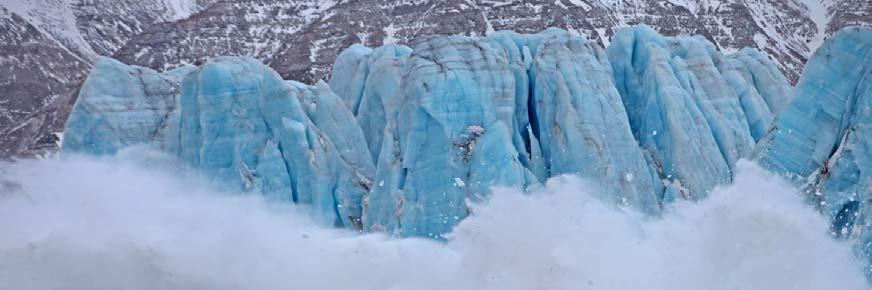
[361,35,532,238]
[522,29,663,214]
[65,56,373,228]
[327,44,372,114]
[607,25,780,198]
[63,57,193,154]
[357,29,677,236]
[754,27,872,274]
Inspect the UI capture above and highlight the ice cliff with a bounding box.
[64,26,794,238]
[608,27,793,199]
[64,57,374,228]
[755,26,872,275]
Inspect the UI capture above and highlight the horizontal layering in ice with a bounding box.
[65,25,795,238]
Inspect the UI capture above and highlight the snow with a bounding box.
[0,0,97,61]
[482,10,494,35]
[0,155,867,289]
[467,124,485,135]
[65,26,794,239]
[566,0,592,11]
[595,27,610,46]
[298,0,337,21]
[309,38,329,63]
[664,0,724,14]
[23,24,872,285]
[160,0,199,21]
[753,33,768,49]
[383,22,399,44]
[0,0,209,61]
[795,0,830,53]
[64,57,374,228]
[756,27,872,272]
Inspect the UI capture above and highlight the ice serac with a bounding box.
[177,57,374,226]
[66,27,793,239]
[517,29,663,213]
[754,27,872,274]
[328,44,373,115]
[63,57,193,154]
[330,44,413,163]
[360,35,534,238]
[286,79,376,193]
[606,25,788,198]
[719,50,778,141]
[722,49,794,117]
[342,29,677,236]
[482,32,545,182]
[326,27,792,236]
[64,56,373,228]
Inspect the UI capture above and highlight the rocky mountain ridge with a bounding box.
[0,0,870,158]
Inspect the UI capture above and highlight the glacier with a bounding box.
[63,58,195,154]
[64,56,374,228]
[755,26,872,276]
[64,24,851,244]
[607,26,793,199]
[326,27,793,237]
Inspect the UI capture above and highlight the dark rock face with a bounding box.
[72,0,216,56]
[0,0,869,158]
[828,0,872,35]
[0,7,87,157]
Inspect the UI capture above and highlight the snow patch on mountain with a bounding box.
[160,0,200,21]
[794,0,830,54]
[0,0,96,60]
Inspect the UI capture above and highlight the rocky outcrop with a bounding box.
[5,0,871,159]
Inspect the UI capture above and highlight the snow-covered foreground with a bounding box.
[0,150,868,290]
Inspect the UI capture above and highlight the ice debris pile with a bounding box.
[65,24,805,239]
[755,26,872,275]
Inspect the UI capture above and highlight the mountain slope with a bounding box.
[114,0,824,83]
[0,6,87,157]
[0,0,209,157]
[0,0,870,158]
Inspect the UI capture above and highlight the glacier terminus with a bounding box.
[61,25,872,276]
